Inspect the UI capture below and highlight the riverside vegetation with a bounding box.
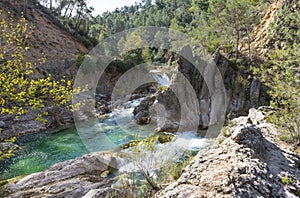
[0,0,299,197]
[0,9,76,159]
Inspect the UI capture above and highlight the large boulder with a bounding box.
[4,151,122,198]
[133,96,156,124]
[155,109,300,197]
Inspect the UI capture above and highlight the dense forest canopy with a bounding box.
[35,0,264,52]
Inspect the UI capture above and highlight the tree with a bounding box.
[0,10,75,157]
[203,0,258,58]
[252,2,300,144]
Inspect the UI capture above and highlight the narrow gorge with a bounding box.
[1,0,299,197]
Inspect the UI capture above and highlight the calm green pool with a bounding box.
[0,127,89,180]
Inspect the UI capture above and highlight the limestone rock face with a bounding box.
[0,108,72,140]
[134,49,268,134]
[155,109,300,198]
[4,151,121,198]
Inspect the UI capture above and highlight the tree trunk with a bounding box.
[74,12,82,35]
[247,27,251,66]
[49,0,53,10]
[68,4,75,18]
[63,2,71,18]
[234,22,239,61]
[235,30,239,61]
[142,170,160,191]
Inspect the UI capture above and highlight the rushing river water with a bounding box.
[0,72,210,181]
[0,98,154,180]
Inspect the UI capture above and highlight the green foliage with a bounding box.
[279,134,290,143]
[76,53,86,66]
[0,148,16,159]
[0,137,18,159]
[36,0,96,48]
[141,47,152,62]
[207,0,257,55]
[0,10,77,158]
[281,177,294,185]
[158,85,167,92]
[0,10,75,118]
[253,1,300,144]
[120,133,193,197]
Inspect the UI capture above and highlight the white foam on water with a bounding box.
[118,131,210,173]
[152,73,170,87]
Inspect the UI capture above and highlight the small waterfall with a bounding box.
[151,72,170,87]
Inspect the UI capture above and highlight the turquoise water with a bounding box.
[0,98,209,181]
[0,98,156,180]
[0,121,156,181]
[0,127,89,180]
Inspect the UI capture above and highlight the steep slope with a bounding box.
[240,0,284,59]
[0,0,88,79]
[0,0,88,138]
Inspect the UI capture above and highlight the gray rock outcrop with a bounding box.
[0,121,5,128]
[155,109,300,197]
[133,96,156,124]
[134,49,269,134]
[0,142,19,156]
[4,151,121,198]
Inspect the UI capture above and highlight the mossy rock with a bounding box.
[0,175,27,197]
[157,132,175,144]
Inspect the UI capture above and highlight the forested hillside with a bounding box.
[1,0,300,197]
[0,0,298,154]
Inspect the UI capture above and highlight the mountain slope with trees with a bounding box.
[0,0,88,148]
[0,0,299,196]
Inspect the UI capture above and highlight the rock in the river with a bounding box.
[4,109,300,198]
[133,96,156,124]
[155,109,300,198]
[0,142,19,156]
[0,121,5,128]
[134,48,269,134]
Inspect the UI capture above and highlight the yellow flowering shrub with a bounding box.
[0,9,75,123]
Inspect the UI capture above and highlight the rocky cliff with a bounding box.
[240,0,284,60]
[155,109,300,197]
[134,48,269,135]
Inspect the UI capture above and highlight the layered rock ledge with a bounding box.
[3,151,121,198]
[155,109,300,197]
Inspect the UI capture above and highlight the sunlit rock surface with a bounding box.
[155,109,300,197]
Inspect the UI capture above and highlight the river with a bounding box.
[0,71,210,181]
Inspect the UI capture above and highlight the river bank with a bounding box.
[2,109,300,197]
